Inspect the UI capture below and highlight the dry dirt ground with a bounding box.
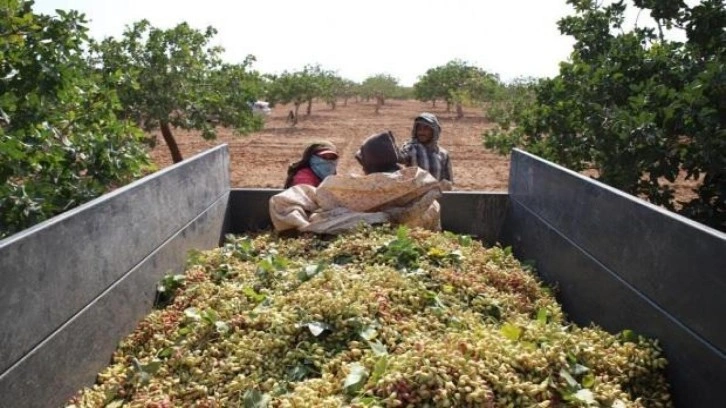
[149,99,509,191]
[148,99,699,206]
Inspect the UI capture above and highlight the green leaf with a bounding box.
[582,373,596,388]
[500,323,522,341]
[243,389,270,408]
[287,364,313,382]
[559,368,579,389]
[370,356,388,383]
[619,329,637,343]
[572,389,596,404]
[572,363,590,376]
[536,308,548,325]
[143,360,162,374]
[201,309,219,325]
[359,326,378,341]
[343,363,368,395]
[367,340,388,356]
[157,347,174,359]
[243,287,267,304]
[298,263,324,282]
[355,396,382,407]
[307,321,331,337]
[457,234,473,246]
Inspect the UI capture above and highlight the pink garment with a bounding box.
[290,167,322,187]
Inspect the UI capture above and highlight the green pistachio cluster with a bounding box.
[67,225,672,408]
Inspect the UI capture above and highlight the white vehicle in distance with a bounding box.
[250,101,272,116]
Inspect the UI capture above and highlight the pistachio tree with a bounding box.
[0,1,148,238]
[92,20,264,163]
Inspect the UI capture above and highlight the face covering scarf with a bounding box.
[309,155,337,180]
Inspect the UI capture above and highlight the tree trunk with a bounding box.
[331,99,337,110]
[432,100,436,108]
[294,103,301,126]
[306,99,313,116]
[344,97,348,106]
[375,97,383,114]
[456,103,464,119]
[161,121,183,163]
[446,101,451,113]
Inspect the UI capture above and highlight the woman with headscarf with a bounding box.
[270,131,451,234]
[399,113,453,183]
[283,141,339,188]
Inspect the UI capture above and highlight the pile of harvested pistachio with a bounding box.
[68,225,672,408]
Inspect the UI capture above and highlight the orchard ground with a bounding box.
[149,99,698,202]
[149,99,509,191]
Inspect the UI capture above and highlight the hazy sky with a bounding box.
[32,0,676,86]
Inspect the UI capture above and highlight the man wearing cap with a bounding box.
[399,113,453,183]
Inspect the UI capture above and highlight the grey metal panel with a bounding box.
[502,200,725,408]
[0,145,230,374]
[439,192,508,246]
[227,189,510,245]
[503,149,726,407]
[228,188,279,234]
[0,193,229,408]
[508,149,726,352]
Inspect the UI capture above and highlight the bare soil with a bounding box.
[148,99,699,205]
[149,99,510,191]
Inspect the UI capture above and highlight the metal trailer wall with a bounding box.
[226,189,510,246]
[501,149,726,408]
[0,146,231,408]
[1,143,723,407]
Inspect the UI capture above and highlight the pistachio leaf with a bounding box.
[243,389,270,408]
[298,263,324,282]
[619,329,637,343]
[572,388,596,404]
[536,308,548,324]
[360,326,378,341]
[368,340,388,356]
[307,321,331,337]
[501,322,522,341]
[559,368,579,389]
[370,356,388,383]
[343,363,368,395]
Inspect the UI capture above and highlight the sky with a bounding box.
[31,0,680,87]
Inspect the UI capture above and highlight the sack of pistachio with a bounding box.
[67,226,672,408]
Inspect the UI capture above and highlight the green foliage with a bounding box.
[70,227,672,406]
[90,19,264,161]
[0,0,149,239]
[414,60,499,117]
[266,64,332,117]
[359,74,401,113]
[484,77,538,128]
[484,0,725,231]
[375,226,424,270]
